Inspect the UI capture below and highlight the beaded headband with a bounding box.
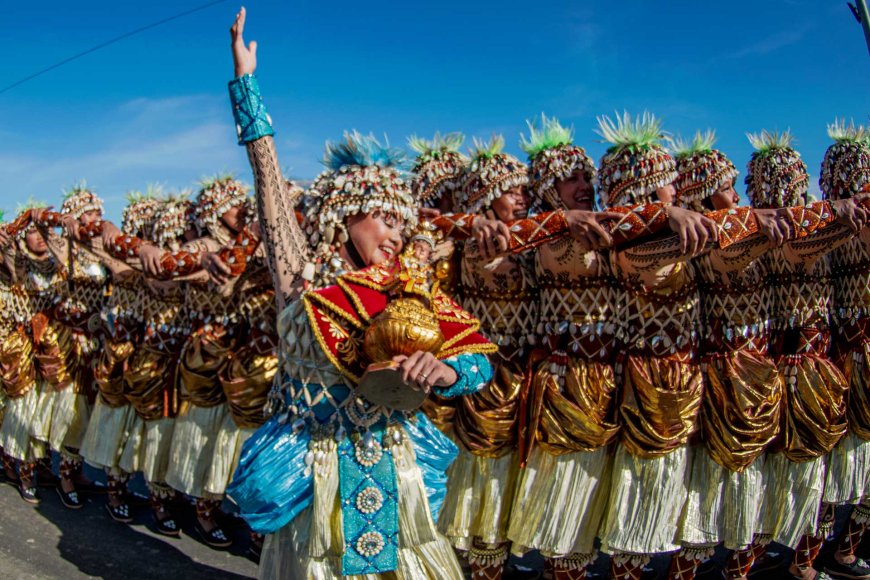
[596,111,677,207]
[671,130,738,210]
[745,130,808,209]
[457,135,529,214]
[61,184,104,220]
[520,114,596,211]
[820,119,870,200]
[409,132,468,208]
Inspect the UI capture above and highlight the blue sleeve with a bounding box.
[228,73,275,145]
[435,353,493,398]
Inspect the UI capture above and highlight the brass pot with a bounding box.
[363,298,444,362]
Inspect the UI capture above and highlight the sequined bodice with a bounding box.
[141,282,186,353]
[21,257,64,314]
[695,255,771,354]
[617,261,700,361]
[184,282,239,334]
[460,246,538,353]
[831,236,870,340]
[535,240,618,360]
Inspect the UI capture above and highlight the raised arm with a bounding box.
[229,7,309,311]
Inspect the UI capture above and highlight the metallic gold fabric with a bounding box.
[453,359,524,459]
[422,395,456,435]
[527,358,618,456]
[842,343,870,441]
[93,339,134,408]
[34,321,73,391]
[220,344,277,428]
[619,356,703,458]
[778,355,848,462]
[702,351,782,472]
[0,326,36,399]
[125,347,176,421]
[178,330,230,408]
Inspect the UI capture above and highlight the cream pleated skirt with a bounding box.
[678,446,765,550]
[80,398,137,471]
[165,402,228,497]
[601,443,692,555]
[824,432,870,505]
[204,414,254,497]
[120,415,175,483]
[31,386,91,453]
[258,436,463,580]
[508,446,611,557]
[0,386,45,461]
[762,452,826,548]
[437,448,519,550]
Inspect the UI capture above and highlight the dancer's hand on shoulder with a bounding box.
[666,206,717,256]
[564,210,614,251]
[139,244,164,277]
[754,208,794,247]
[230,7,257,77]
[201,251,232,286]
[472,212,510,261]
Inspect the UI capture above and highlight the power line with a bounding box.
[0,0,230,95]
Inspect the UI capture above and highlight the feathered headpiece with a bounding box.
[745,129,808,208]
[409,132,468,208]
[300,131,418,283]
[520,114,596,211]
[153,193,194,251]
[819,119,870,200]
[195,174,249,241]
[60,182,104,220]
[121,186,164,238]
[596,111,677,207]
[671,130,738,210]
[457,135,529,213]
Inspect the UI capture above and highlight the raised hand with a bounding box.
[230,6,257,77]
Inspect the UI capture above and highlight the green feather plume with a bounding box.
[520,114,574,159]
[469,135,505,161]
[17,197,47,212]
[596,111,666,153]
[408,131,465,156]
[746,129,795,154]
[827,118,866,144]
[670,129,718,159]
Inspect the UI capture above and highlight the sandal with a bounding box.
[18,483,40,505]
[152,509,181,537]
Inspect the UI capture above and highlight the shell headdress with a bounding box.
[195,174,249,241]
[457,135,529,214]
[819,119,870,200]
[409,132,468,209]
[300,131,418,283]
[61,182,104,220]
[121,186,164,238]
[520,114,596,211]
[745,130,808,209]
[671,130,738,211]
[153,193,195,251]
[596,111,677,207]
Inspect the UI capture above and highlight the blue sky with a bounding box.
[2,0,868,221]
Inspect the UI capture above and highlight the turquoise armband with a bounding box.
[228,73,274,144]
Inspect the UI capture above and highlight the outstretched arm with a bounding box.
[229,7,309,311]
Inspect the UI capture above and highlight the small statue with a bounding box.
[357,222,448,410]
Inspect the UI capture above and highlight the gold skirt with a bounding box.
[80,397,137,471]
[508,445,612,557]
[678,446,765,550]
[841,343,870,441]
[258,435,463,580]
[30,384,90,452]
[437,448,519,549]
[701,351,782,472]
[601,443,692,555]
[120,415,175,484]
[0,325,36,399]
[165,402,229,498]
[0,385,46,461]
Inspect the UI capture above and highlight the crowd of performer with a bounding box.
[1,8,869,580]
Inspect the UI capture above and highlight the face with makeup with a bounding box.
[656,183,677,204]
[220,204,249,234]
[490,185,530,222]
[24,227,48,256]
[555,169,595,211]
[708,178,740,210]
[343,209,405,268]
[79,209,102,227]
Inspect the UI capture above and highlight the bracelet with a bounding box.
[228,73,274,145]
